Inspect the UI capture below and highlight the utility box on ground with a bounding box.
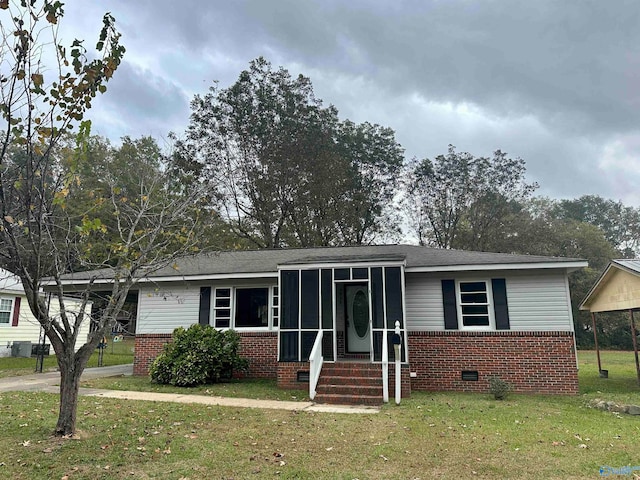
[11,341,32,358]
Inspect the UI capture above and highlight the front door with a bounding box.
[345,284,370,353]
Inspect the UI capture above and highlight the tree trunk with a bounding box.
[55,364,82,436]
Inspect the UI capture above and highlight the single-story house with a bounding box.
[56,245,586,403]
[0,268,91,357]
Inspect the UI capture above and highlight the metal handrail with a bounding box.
[309,330,324,400]
[382,328,389,403]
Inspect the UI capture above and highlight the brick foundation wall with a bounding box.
[237,332,278,378]
[386,363,412,398]
[407,331,578,395]
[133,331,278,378]
[134,334,173,376]
[278,362,309,389]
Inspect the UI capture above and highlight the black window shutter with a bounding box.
[199,287,211,326]
[441,279,458,330]
[491,278,510,330]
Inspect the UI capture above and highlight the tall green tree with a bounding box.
[553,195,640,257]
[0,2,202,436]
[173,57,404,248]
[404,145,537,249]
[516,197,634,349]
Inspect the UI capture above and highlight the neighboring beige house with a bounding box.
[580,259,640,383]
[0,269,91,357]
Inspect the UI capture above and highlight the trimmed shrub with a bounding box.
[488,375,511,400]
[149,324,249,386]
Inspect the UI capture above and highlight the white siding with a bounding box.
[405,274,445,330]
[404,270,573,332]
[136,285,201,334]
[135,278,279,334]
[506,272,572,331]
[0,293,91,356]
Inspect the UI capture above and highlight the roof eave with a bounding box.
[407,260,588,274]
[45,270,279,288]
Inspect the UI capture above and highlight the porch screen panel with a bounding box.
[334,268,350,280]
[321,269,333,329]
[371,267,384,329]
[372,331,382,362]
[384,267,404,329]
[301,269,320,329]
[280,270,299,329]
[301,331,317,361]
[321,331,334,361]
[352,268,368,279]
[280,331,298,362]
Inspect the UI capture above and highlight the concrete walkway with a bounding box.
[0,364,379,415]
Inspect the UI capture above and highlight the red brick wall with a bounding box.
[237,332,278,378]
[407,331,578,395]
[277,361,309,389]
[135,330,579,396]
[134,334,172,376]
[133,331,278,378]
[386,363,412,398]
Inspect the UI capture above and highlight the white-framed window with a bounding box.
[456,280,493,330]
[0,297,14,325]
[212,286,277,330]
[213,288,231,328]
[272,286,279,327]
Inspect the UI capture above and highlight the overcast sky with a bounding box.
[61,0,640,206]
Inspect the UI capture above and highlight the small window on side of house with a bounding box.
[213,288,231,328]
[0,298,13,324]
[272,286,279,327]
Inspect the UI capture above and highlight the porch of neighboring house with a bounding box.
[275,257,412,405]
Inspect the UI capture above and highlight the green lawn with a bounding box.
[0,337,134,378]
[0,349,638,479]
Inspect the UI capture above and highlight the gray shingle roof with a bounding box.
[59,245,585,282]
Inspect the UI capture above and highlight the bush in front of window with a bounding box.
[488,375,511,400]
[149,324,249,386]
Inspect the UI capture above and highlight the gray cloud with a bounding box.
[59,0,640,206]
[87,61,190,142]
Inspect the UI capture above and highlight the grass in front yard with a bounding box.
[0,389,639,479]
[0,337,134,378]
[0,349,638,479]
[578,350,640,404]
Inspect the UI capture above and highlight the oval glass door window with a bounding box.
[352,290,369,338]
